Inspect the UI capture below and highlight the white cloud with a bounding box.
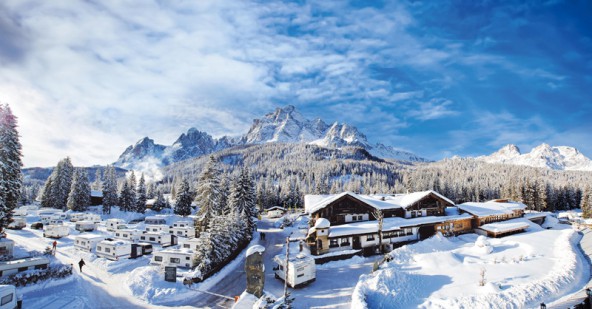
[407,98,458,121]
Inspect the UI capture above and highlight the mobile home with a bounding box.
[267,206,286,218]
[151,248,196,268]
[43,225,69,238]
[106,219,126,232]
[145,216,167,225]
[84,214,101,223]
[172,221,193,228]
[170,226,196,238]
[0,239,14,260]
[145,225,170,234]
[69,213,87,222]
[273,253,316,288]
[75,221,96,232]
[0,257,49,277]
[139,232,177,247]
[95,239,132,261]
[7,217,26,230]
[113,229,141,242]
[0,285,18,309]
[74,234,105,252]
[180,238,201,251]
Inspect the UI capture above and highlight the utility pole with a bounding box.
[284,236,290,299]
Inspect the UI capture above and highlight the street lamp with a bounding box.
[586,287,592,297]
[539,303,546,309]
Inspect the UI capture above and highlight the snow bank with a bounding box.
[246,245,265,257]
[354,228,588,308]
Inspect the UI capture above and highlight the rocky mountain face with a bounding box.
[477,143,592,171]
[114,105,426,171]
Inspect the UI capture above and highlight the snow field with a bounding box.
[353,220,588,308]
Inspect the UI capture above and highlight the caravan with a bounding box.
[96,239,132,261]
[151,248,196,268]
[145,225,170,234]
[139,232,177,247]
[7,217,26,230]
[84,214,101,223]
[69,213,87,222]
[273,253,316,288]
[106,219,126,232]
[113,229,141,242]
[75,221,96,232]
[43,225,69,238]
[0,257,49,277]
[0,285,18,309]
[145,216,167,225]
[74,234,105,252]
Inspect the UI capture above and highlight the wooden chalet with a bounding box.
[457,200,526,228]
[90,190,103,206]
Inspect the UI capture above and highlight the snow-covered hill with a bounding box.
[477,143,592,171]
[114,105,427,171]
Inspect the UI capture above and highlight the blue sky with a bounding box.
[1,0,591,167]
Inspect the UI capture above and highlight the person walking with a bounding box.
[52,240,57,255]
[78,258,86,272]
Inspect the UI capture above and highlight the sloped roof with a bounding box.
[479,219,530,233]
[304,190,455,214]
[457,201,527,217]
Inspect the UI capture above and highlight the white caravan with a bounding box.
[138,232,177,247]
[74,221,96,232]
[172,221,193,228]
[151,248,196,268]
[43,225,69,238]
[0,285,18,309]
[145,216,167,225]
[96,239,132,261]
[170,226,196,238]
[106,219,126,232]
[145,225,170,234]
[180,238,201,251]
[0,257,50,277]
[113,229,141,242]
[84,214,101,223]
[69,213,87,222]
[74,234,105,252]
[273,252,316,288]
[0,239,14,260]
[7,217,26,230]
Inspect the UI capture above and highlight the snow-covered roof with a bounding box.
[75,234,105,240]
[314,218,330,229]
[267,206,286,211]
[524,212,549,220]
[246,245,265,257]
[159,248,195,254]
[91,190,103,197]
[479,220,530,234]
[100,239,130,246]
[457,201,526,217]
[273,252,314,266]
[305,191,454,214]
[327,214,472,238]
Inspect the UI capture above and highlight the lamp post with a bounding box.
[539,303,545,309]
[586,288,592,307]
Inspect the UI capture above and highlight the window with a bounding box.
[141,236,146,240]
[149,237,156,241]
[97,246,102,251]
[186,256,190,260]
[297,273,304,278]
[105,248,111,253]
[367,235,375,241]
[330,239,339,248]
[183,244,190,248]
[171,258,180,263]
[18,267,28,272]
[1,293,13,306]
[358,215,363,221]
[154,256,162,262]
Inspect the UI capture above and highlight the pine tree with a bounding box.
[228,167,257,234]
[67,168,91,211]
[146,182,156,199]
[119,181,134,212]
[152,190,166,212]
[102,165,118,214]
[0,104,23,234]
[40,178,54,208]
[135,173,147,213]
[51,157,74,210]
[128,171,137,209]
[582,186,592,219]
[92,169,102,191]
[195,156,221,232]
[175,179,193,217]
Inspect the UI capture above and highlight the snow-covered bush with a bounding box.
[0,264,73,287]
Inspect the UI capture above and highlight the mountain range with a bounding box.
[477,143,592,171]
[114,105,426,172]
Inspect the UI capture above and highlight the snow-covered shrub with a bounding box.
[0,264,73,287]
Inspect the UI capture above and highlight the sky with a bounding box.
[1,0,591,167]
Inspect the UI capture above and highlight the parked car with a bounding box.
[30,222,43,230]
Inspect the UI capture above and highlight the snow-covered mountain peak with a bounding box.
[478,143,592,171]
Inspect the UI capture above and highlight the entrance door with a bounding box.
[353,236,361,249]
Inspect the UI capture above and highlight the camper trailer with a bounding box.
[7,217,26,230]
[69,213,87,222]
[12,207,28,217]
[180,238,201,251]
[113,229,141,242]
[84,214,101,223]
[75,221,96,232]
[145,216,167,225]
[95,239,132,261]
[43,225,69,238]
[130,243,153,259]
[170,226,196,238]
[46,218,65,226]
[145,225,170,234]
[0,239,14,261]
[172,221,193,228]
[151,248,196,268]
[74,234,105,252]
[0,257,49,277]
[273,253,316,288]
[0,285,18,309]
[106,219,126,232]
[139,232,177,247]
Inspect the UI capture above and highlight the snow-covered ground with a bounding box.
[352,219,588,308]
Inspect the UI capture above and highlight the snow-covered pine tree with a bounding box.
[102,165,118,214]
[92,168,102,191]
[67,168,91,211]
[152,190,166,212]
[174,179,193,217]
[218,177,230,215]
[119,181,133,212]
[128,171,137,209]
[582,186,592,219]
[50,157,74,210]
[40,178,54,209]
[135,173,147,213]
[146,182,156,199]
[207,214,233,266]
[193,233,213,280]
[195,156,221,232]
[228,167,257,234]
[0,104,23,233]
